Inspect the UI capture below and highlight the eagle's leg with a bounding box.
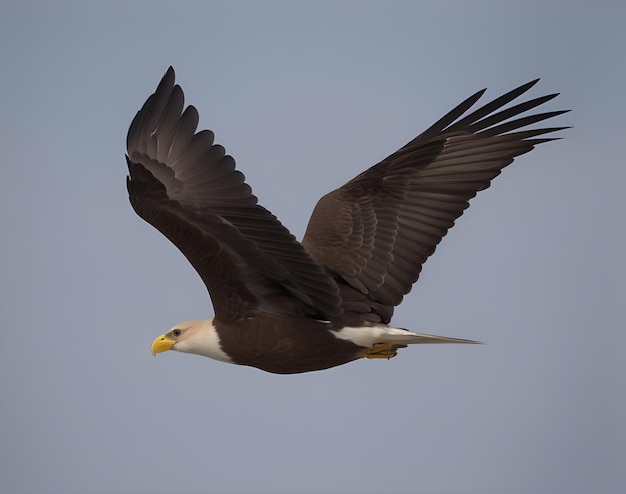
[363,342,398,359]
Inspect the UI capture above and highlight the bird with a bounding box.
[125,67,567,374]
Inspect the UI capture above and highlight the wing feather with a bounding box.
[302,80,568,323]
[126,68,342,322]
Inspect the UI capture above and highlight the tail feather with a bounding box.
[332,324,480,348]
[383,328,481,345]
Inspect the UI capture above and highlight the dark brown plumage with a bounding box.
[127,67,567,374]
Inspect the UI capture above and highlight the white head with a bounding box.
[150,318,232,363]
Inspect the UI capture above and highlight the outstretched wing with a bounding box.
[126,67,341,322]
[302,80,568,323]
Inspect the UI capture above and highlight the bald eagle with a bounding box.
[125,68,567,374]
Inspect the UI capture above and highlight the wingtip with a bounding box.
[524,78,541,89]
[506,78,541,98]
[475,87,488,98]
[160,66,176,89]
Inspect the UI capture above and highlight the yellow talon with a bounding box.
[363,342,398,359]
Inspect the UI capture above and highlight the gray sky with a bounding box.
[1,2,624,494]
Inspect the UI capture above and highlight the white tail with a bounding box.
[333,324,480,348]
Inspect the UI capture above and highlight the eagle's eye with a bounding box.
[172,329,181,337]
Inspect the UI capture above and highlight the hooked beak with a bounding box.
[151,334,175,356]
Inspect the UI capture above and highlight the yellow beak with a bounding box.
[151,334,175,356]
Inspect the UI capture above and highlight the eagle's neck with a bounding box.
[174,319,233,363]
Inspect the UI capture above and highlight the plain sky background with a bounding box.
[1,2,624,494]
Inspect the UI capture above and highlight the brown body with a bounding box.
[215,315,362,374]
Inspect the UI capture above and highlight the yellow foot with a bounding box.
[363,342,398,360]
